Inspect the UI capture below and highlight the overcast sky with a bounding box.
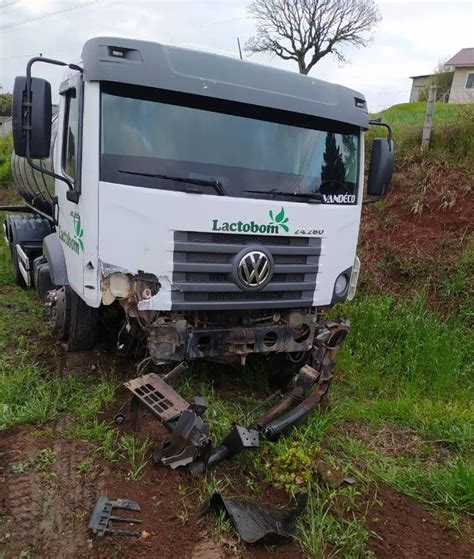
[0,0,472,112]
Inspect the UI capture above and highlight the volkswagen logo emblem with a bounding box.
[237,250,273,289]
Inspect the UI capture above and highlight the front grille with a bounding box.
[172,230,321,310]
[185,291,302,302]
[187,231,309,246]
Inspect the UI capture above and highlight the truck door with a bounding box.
[55,75,86,299]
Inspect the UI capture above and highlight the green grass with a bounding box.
[0,135,13,188]
[119,433,152,481]
[11,448,57,474]
[0,235,119,435]
[368,102,474,162]
[335,294,473,401]
[299,485,373,559]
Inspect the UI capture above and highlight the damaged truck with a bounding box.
[3,37,393,470]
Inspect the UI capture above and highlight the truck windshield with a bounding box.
[100,83,360,204]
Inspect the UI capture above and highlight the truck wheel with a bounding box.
[46,287,69,340]
[46,286,98,351]
[66,287,99,352]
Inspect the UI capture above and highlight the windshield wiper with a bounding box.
[118,169,226,196]
[244,189,324,203]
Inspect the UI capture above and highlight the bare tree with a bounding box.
[245,0,381,75]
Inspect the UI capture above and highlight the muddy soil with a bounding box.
[360,164,473,300]
[0,315,472,558]
[366,484,473,559]
[0,412,303,559]
[1,389,472,558]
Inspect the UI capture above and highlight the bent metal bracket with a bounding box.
[123,320,350,472]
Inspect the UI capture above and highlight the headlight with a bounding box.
[334,273,349,296]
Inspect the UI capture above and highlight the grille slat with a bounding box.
[177,281,309,293]
[172,231,320,310]
[175,240,320,256]
[184,272,305,283]
[174,262,318,274]
[187,231,309,246]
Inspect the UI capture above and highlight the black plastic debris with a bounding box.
[153,409,211,469]
[88,496,142,537]
[198,492,307,545]
[189,424,259,475]
[124,373,211,469]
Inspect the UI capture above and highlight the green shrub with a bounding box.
[0,134,13,188]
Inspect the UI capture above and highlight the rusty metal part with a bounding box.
[45,287,68,340]
[261,321,350,440]
[255,364,319,429]
[163,361,189,383]
[146,319,188,363]
[255,386,305,429]
[143,309,318,364]
[154,409,211,469]
[189,321,350,474]
[262,382,331,440]
[88,496,142,538]
[189,395,207,416]
[124,373,189,424]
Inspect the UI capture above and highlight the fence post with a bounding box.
[421,85,437,150]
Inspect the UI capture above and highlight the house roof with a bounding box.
[409,72,452,80]
[445,48,474,67]
[410,73,434,79]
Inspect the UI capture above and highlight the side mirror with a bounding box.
[12,76,52,159]
[366,138,394,198]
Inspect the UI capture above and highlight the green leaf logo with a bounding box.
[73,215,84,252]
[268,207,289,233]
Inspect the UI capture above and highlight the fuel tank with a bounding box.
[11,116,58,218]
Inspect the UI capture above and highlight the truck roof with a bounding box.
[81,36,368,130]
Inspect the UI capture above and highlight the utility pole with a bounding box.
[237,37,243,60]
[421,85,437,150]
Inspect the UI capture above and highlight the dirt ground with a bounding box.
[365,485,472,559]
[1,418,471,559]
[1,336,472,558]
[360,161,473,301]
[0,415,305,559]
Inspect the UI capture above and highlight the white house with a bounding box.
[445,48,474,103]
[409,48,474,104]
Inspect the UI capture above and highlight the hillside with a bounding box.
[361,102,473,322]
[369,102,474,161]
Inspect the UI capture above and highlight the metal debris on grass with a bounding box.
[88,496,142,538]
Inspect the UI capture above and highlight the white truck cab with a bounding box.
[5,37,393,363]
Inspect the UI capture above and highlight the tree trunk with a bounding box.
[297,56,308,75]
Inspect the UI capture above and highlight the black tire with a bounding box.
[10,244,27,288]
[66,287,99,352]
